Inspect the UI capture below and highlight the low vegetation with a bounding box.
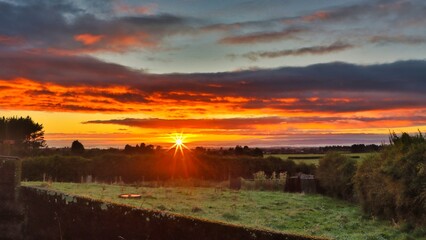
[264,153,371,165]
[316,152,357,201]
[311,132,426,237]
[23,181,424,240]
[241,171,287,191]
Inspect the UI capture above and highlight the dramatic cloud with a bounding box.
[290,0,426,26]
[83,114,426,134]
[83,117,285,130]
[242,42,354,61]
[1,0,426,147]
[74,34,104,45]
[0,1,194,53]
[1,49,426,118]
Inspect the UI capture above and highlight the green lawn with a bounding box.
[22,181,423,240]
[265,153,374,165]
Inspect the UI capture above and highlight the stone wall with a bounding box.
[21,186,329,240]
[0,156,23,240]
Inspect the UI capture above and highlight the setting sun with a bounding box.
[169,133,189,157]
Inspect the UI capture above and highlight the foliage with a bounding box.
[0,116,45,153]
[253,171,268,180]
[242,171,287,191]
[353,154,396,219]
[264,153,371,166]
[354,132,426,228]
[22,155,91,182]
[316,152,357,200]
[205,145,263,157]
[123,143,155,154]
[22,151,316,183]
[71,140,85,154]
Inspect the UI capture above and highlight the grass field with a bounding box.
[264,153,374,165]
[22,181,423,240]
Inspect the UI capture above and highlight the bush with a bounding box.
[354,132,426,227]
[353,153,397,218]
[241,171,286,191]
[316,152,357,200]
[22,155,91,182]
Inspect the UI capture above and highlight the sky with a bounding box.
[1,0,426,148]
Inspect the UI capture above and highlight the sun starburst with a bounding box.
[169,132,189,157]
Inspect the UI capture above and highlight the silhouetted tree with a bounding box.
[123,143,155,154]
[0,116,46,150]
[252,147,264,157]
[235,145,244,155]
[71,140,85,154]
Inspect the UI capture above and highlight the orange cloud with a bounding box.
[1,52,426,147]
[107,32,156,51]
[302,11,330,22]
[0,35,24,45]
[74,34,104,45]
[70,32,155,54]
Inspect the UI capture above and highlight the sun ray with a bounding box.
[168,132,189,157]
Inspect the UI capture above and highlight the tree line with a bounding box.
[22,149,316,183]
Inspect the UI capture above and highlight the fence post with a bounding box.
[0,156,23,239]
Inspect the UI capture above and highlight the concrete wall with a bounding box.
[21,186,328,240]
[0,156,23,240]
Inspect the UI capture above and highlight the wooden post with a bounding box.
[0,156,23,239]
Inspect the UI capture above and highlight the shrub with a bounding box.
[354,132,426,227]
[241,171,286,191]
[316,152,357,200]
[353,153,397,218]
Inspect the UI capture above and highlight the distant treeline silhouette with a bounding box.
[267,144,381,154]
[22,145,315,182]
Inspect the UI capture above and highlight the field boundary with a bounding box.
[21,186,330,240]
